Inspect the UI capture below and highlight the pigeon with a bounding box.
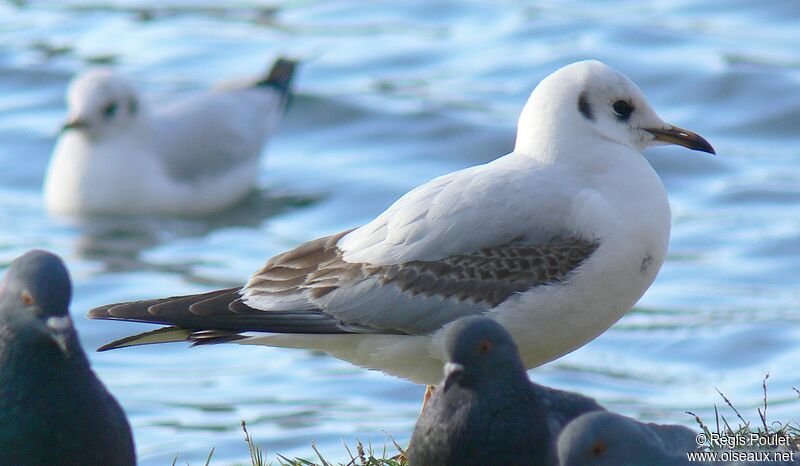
[44,57,296,216]
[557,410,699,466]
[87,60,714,393]
[0,250,135,466]
[407,316,605,466]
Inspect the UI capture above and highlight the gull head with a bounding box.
[61,68,142,139]
[515,60,714,159]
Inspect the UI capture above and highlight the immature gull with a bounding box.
[557,411,698,466]
[44,57,296,216]
[0,250,135,466]
[88,60,714,388]
[407,317,604,466]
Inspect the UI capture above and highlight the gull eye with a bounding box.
[612,100,633,121]
[102,101,118,120]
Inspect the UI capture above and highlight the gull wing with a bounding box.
[89,153,600,348]
[151,59,295,183]
[88,231,598,349]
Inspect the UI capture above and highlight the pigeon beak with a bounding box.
[442,362,465,392]
[46,315,72,355]
[646,125,715,155]
[60,119,89,133]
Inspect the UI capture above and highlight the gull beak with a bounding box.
[442,362,465,392]
[60,119,89,133]
[646,125,715,155]
[46,315,72,356]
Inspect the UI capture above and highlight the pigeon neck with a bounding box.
[0,325,91,391]
[461,364,532,394]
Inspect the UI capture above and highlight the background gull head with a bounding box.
[62,68,141,139]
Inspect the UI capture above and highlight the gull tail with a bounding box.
[87,285,355,352]
[254,57,297,94]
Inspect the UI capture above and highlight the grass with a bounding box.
[687,374,800,452]
[275,440,407,466]
[172,447,215,466]
[175,421,407,466]
[266,422,407,466]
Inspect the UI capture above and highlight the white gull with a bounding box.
[44,57,296,217]
[88,60,714,386]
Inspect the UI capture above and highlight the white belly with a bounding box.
[44,133,258,216]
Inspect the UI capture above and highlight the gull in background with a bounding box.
[44,57,296,217]
[88,61,715,392]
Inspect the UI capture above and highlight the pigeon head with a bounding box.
[0,250,74,354]
[515,60,714,159]
[441,317,527,391]
[557,411,682,466]
[62,68,141,138]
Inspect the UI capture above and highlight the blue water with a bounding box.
[1,0,799,464]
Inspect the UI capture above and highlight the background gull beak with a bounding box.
[60,119,89,133]
[646,125,715,155]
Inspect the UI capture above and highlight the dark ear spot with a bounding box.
[21,289,35,306]
[478,339,492,354]
[591,440,607,456]
[578,91,593,121]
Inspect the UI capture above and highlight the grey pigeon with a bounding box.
[0,250,135,466]
[557,410,699,466]
[407,316,604,466]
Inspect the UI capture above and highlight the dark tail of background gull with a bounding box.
[255,57,298,94]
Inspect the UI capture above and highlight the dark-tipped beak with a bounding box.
[60,119,88,133]
[442,362,465,392]
[646,125,715,155]
[46,315,72,355]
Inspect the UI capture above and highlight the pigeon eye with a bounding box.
[612,100,633,121]
[478,340,492,354]
[21,289,36,306]
[102,102,118,119]
[591,440,607,456]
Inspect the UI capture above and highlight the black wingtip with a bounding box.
[254,57,298,93]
